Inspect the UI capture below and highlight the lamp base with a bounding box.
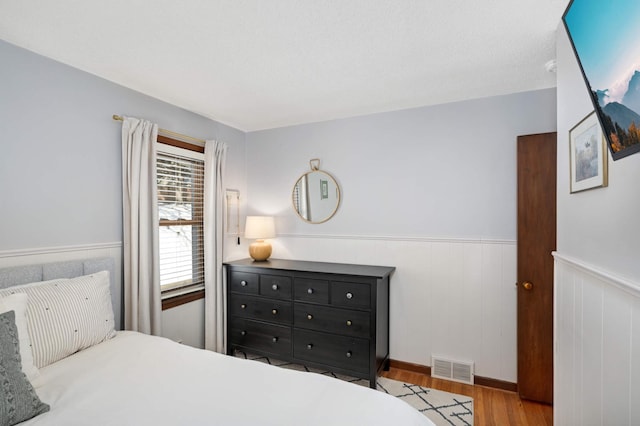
[249,239,272,261]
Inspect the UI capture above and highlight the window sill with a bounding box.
[161,287,205,311]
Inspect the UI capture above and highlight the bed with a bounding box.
[0,257,432,426]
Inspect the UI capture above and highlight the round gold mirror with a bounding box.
[292,160,340,224]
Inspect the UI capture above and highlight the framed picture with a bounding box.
[569,111,608,193]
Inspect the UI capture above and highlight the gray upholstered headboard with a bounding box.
[0,257,122,330]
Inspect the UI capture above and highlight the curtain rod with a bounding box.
[112,114,206,144]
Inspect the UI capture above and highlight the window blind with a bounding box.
[157,152,205,292]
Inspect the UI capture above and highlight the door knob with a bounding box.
[522,281,533,290]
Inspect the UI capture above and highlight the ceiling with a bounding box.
[0,0,568,132]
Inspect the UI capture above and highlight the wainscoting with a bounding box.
[162,296,205,348]
[554,252,640,425]
[269,234,518,383]
[0,242,123,329]
[0,238,519,383]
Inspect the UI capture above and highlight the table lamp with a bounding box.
[244,216,276,261]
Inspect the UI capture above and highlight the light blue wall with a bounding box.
[0,37,556,249]
[246,88,557,241]
[557,26,640,281]
[0,40,246,251]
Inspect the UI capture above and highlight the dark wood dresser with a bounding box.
[224,258,395,388]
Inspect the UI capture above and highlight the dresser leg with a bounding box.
[383,358,390,371]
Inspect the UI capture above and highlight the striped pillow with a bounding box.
[0,293,39,381]
[0,271,116,368]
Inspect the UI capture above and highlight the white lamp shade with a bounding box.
[244,216,276,239]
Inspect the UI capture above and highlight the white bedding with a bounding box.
[23,331,432,425]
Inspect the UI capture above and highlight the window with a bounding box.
[157,138,205,296]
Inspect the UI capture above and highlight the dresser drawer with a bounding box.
[229,318,291,357]
[293,329,369,374]
[229,294,292,325]
[294,278,329,304]
[259,274,292,300]
[229,271,259,295]
[330,281,371,310]
[294,303,370,338]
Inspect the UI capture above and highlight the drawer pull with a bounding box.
[240,304,247,309]
[272,336,278,343]
[346,320,352,326]
[346,350,352,358]
[307,314,313,320]
[307,343,313,350]
[240,280,248,287]
[346,292,353,300]
[240,330,246,336]
[307,288,314,294]
[272,284,278,291]
[272,309,278,315]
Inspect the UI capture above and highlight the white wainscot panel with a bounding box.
[272,235,517,382]
[162,298,205,349]
[554,253,640,426]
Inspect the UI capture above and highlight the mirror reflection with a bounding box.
[292,169,340,224]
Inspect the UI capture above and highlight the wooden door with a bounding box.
[517,132,556,404]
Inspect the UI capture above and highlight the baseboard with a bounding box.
[389,358,517,392]
[389,359,431,375]
[474,375,518,392]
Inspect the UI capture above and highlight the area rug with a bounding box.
[235,350,473,426]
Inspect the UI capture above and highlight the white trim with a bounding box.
[0,242,123,259]
[276,233,516,245]
[553,251,640,298]
[156,141,205,161]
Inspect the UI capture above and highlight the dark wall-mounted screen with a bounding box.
[563,0,640,160]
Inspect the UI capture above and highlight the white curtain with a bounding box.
[121,116,162,336]
[204,140,227,352]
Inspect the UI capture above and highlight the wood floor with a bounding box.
[380,367,553,425]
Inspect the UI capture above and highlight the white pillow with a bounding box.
[0,271,116,368]
[0,293,39,381]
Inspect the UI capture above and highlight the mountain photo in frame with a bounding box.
[563,0,640,160]
[569,112,608,193]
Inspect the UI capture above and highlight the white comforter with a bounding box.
[24,331,432,425]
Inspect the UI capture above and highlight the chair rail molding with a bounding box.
[277,233,515,246]
[553,251,640,297]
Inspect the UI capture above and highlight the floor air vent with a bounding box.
[431,356,474,385]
